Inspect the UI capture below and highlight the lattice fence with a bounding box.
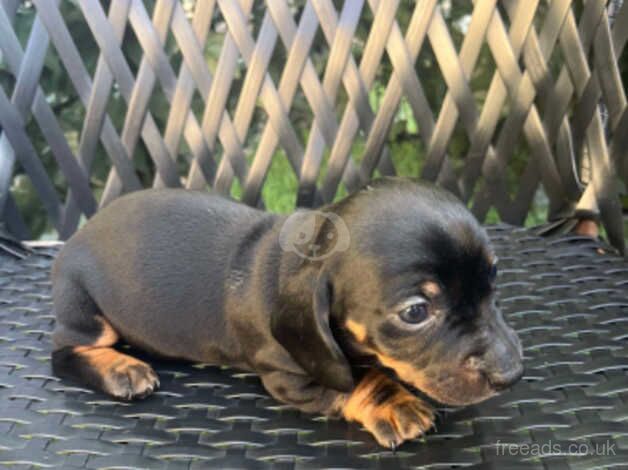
[0,0,626,252]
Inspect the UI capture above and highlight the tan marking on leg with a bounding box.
[74,347,159,400]
[345,319,367,342]
[342,370,434,447]
[71,316,156,400]
[343,370,390,421]
[77,347,142,374]
[74,316,119,352]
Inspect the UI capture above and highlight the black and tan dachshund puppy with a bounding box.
[51,177,523,448]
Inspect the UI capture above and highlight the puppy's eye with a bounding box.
[399,299,429,324]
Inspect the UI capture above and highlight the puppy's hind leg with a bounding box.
[51,278,159,400]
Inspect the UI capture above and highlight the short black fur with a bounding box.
[50,178,523,446]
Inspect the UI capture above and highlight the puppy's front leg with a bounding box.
[261,370,344,415]
[342,370,435,448]
[262,369,434,448]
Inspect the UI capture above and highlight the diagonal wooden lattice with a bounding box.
[0,0,626,251]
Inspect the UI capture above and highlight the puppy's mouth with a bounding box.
[378,362,506,407]
[408,379,497,407]
[420,383,497,407]
[350,338,521,406]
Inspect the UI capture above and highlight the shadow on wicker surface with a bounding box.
[1,225,627,469]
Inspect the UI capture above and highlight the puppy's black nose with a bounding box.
[487,364,524,391]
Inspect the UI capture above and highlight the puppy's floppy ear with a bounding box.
[271,270,354,392]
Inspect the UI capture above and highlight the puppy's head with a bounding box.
[273,177,523,405]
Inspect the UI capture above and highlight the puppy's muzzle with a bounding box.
[468,317,524,392]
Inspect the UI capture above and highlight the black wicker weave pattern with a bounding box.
[0,225,627,469]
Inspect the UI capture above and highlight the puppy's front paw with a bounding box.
[105,359,160,400]
[342,370,434,448]
[78,348,160,400]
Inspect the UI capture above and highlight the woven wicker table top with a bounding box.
[1,225,627,469]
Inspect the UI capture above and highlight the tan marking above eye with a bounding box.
[345,319,367,342]
[421,281,441,297]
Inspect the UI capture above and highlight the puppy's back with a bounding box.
[52,189,273,362]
